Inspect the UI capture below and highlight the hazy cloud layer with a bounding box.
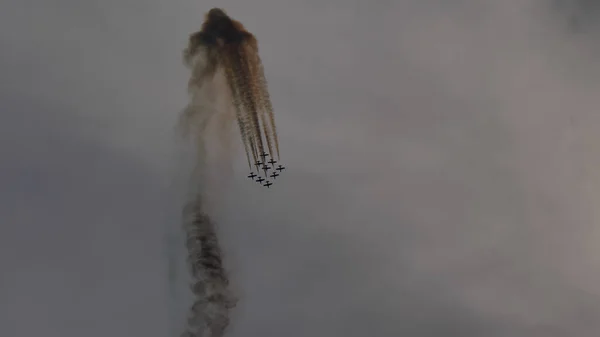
[2,0,600,336]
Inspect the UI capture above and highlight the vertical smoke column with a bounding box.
[180,195,236,337]
[179,7,282,336]
[180,9,239,337]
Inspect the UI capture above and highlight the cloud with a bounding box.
[0,95,174,337]
[2,0,600,336]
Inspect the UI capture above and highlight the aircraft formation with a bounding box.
[183,8,284,190]
[246,151,286,188]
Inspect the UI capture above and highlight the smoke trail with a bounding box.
[179,31,238,337]
[180,195,236,337]
[245,40,280,160]
[244,45,274,161]
[236,45,267,160]
[224,45,265,163]
[221,49,259,168]
[256,56,280,161]
[185,7,282,175]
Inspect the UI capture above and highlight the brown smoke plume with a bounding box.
[178,7,284,337]
[184,8,281,168]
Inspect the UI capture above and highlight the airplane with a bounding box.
[261,166,271,177]
[264,181,273,188]
[259,152,269,160]
[276,165,286,172]
[247,172,257,180]
[270,172,279,179]
[256,177,265,184]
[254,161,263,168]
[268,159,277,166]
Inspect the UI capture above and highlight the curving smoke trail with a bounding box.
[177,7,282,337]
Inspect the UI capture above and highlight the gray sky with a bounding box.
[2,0,600,336]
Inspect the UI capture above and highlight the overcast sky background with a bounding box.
[2,0,600,336]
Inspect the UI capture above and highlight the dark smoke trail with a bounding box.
[222,49,259,167]
[234,45,267,160]
[180,195,237,337]
[244,40,279,160]
[184,7,282,169]
[254,53,280,160]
